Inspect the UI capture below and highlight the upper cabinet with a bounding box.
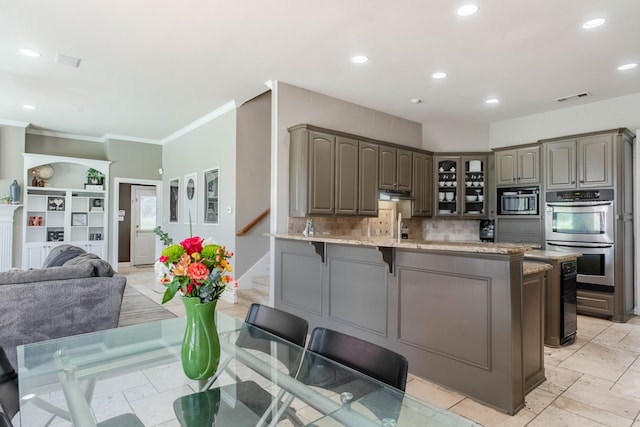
[411,152,433,217]
[358,141,380,216]
[434,154,488,218]
[289,125,386,217]
[544,133,614,190]
[495,145,540,186]
[379,146,412,191]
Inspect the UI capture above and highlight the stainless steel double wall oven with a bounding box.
[545,189,615,294]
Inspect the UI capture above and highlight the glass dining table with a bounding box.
[17,311,477,426]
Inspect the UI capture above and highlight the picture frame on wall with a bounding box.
[183,173,197,224]
[169,177,179,223]
[203,167,219,225]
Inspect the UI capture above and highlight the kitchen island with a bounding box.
[272,233,546,415]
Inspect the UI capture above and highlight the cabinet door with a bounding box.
[358,141,379,216]
[379,146,397,190]
[435,157,460,216]
[412,153,425,216]
[396,149,413,191]
[462,156,487,217]
[518,146,540,184]
[495,150,517,186]
[308,132,335,214]
[422,155,433,216]
[335,137,358,215]
[546,140,576,190]
[578,134,613,188]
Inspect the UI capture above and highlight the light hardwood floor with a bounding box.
[119,266,640,426]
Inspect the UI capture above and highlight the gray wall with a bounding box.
[273,81,423,232]
[235,91,271,274]
[161,109,238,269]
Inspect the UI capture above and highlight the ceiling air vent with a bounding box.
[555,92,592,103]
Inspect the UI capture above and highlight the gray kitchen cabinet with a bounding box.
[289,126,335,216]
[496,217,542,247]
[495,145,540,186]
[335,137,358,215]
[380,145,412,191]
[544,133,613,190]
[358,141,379,216]
[435,154,488,218]
[412,152,433,217]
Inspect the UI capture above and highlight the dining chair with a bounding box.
[0,347,18,427]
[294,327,409,423]
[174,304,309,426]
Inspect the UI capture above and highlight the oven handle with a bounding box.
[547,241,614,249]
[546,201,613,208]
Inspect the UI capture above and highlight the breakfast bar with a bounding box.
[273,234,548,415]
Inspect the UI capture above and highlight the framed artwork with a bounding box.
[203,168,219,224]
[47,196,65,211]
[71,213,88,226]
[183,173,197,224]
[169,177,179,223]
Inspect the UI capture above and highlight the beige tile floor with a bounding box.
[122,266,640,427]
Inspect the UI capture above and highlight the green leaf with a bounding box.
[161,280,180,304]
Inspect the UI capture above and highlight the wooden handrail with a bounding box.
[236,208,270,236]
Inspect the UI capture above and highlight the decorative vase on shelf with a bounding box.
[9,180,20,204]
[180,296,220,380]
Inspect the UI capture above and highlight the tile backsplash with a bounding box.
[288,201,481,241]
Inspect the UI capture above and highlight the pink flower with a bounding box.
[159,255,168,263]
[187,262,209,281]
[181,236,203,255]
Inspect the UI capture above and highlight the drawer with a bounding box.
[577,290,614,316]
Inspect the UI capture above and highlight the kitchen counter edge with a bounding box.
[271,233,531,255]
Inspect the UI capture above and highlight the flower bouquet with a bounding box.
[155,235,235,304]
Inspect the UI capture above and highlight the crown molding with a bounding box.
[0,118,29,128]
[161,100,237,145]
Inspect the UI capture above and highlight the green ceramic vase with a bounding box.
[180,297,220,380]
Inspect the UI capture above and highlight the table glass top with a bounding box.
[17,311,476,426]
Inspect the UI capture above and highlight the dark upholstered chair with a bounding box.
[174,304,309,426]
[305,327,408,391]
[296,327,409,423]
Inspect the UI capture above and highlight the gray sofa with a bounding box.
[0,245,127,370]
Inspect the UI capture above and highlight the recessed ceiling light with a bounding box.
[617,63,637,71]
[410,98,423,104]
[582,18,605,29]
[485,98,499,104]
[22,104,36,110]
[20,49,41,57]
[432,72,447,79]
[351,55,369,64]
[457,4,478,16]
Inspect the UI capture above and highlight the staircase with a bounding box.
[237,274,270,307]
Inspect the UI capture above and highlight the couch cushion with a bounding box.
[42,244,87,267]
[64,253,115,277]
[0,263,94,285]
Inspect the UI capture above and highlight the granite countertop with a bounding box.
[272,233,531,255]
[525,249,582,262]
[523,261,553,276]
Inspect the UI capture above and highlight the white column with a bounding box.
[0,204,21,271]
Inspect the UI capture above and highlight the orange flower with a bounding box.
[187,262,209,281]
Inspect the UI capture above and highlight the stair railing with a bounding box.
[236,208,270,237]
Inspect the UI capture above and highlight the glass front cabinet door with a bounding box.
[435,155,487,218]
[435,157,460,216]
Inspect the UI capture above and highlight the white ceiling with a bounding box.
[1,1,639,143]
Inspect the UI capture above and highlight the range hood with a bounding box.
[379,189,413,200]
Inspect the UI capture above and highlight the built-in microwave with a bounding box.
[497,186,539,215]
